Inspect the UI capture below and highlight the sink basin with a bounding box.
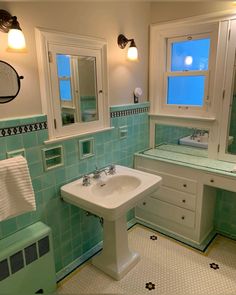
[91,175,141,197]
[179,135,209,149]
[61,165,161,221]
[179,135,234,149]
[61,165,162,280]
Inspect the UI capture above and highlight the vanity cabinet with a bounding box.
[134,156,216,246]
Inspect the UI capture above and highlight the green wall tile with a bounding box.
[0,107,149,275]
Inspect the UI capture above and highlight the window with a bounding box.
[166,35,211,107]
[150,20,218,119]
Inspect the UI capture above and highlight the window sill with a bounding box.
[149,113,216,122]
[44,127,114,145]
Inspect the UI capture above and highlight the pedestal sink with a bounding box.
[61,165,162,280]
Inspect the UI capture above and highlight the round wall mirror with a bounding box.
[0,60,24,103]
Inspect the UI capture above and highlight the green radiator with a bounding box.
[0,222,57,294]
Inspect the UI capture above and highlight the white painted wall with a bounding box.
[0,1,234,120]
[0,1,150,119]
[150,1,235,23]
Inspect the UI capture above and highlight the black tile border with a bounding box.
[0,121,47,138]
[110,107,149,118]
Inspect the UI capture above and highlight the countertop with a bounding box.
[135,144,236,178]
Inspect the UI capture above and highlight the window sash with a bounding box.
[167,33,211,72]
[164,71,209,107]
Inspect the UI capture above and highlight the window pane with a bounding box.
[56,54,71,77]
[59,80,72,101]
[167,76,205,106]
[171,38,210,71]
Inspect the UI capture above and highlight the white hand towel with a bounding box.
[0,156,36,221]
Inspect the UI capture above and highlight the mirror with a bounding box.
[36,28,109,140]
[226,59,236,155]
[56,54,98,126]
[155,124,209,157]
[0,60,24,103]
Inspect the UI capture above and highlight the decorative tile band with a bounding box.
[110,107,149,118]
[0,121,47,137]
[0,106,148,138]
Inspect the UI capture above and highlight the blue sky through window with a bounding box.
[171,38,210,71]
[167,76,205,106]
[56,54,72,101]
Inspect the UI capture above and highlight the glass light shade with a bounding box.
[7,29,26,52]
[127,46,138,61]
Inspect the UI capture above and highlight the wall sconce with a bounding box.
[117,34,138,61]
[0,9,26,52]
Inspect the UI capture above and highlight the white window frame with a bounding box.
[35,28,109,142]
[165,33,211,110]
[150,20,219,119]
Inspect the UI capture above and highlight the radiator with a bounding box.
[0,222,57,294]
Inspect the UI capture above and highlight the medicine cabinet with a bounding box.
[35,28,109,141]
[219,19,236,163]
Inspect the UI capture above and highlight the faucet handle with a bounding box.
[82,174,91,186]
[93,166,101,179]
[107,164,116,175]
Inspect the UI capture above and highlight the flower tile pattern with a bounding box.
[150,235,158,241]
[57,226,236,295]
[209,263,219,270]
[145,282,156,291]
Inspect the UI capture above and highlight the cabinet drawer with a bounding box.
[139,198,195,229]
[151,186,196,211]
[204,173,236,192]
[158,171,197,194]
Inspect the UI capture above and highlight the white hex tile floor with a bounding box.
[57,225,236,295]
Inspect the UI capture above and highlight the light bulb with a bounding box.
[7,29,26,52]
[127,46,138,61]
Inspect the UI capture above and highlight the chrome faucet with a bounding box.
[82,175,91,186]
[107,164,116,175]
[93,166,107,179]
[93,165,116,179]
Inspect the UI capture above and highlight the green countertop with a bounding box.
[136,144,236,177]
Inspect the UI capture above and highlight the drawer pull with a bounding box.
[181,216,185,220]
[183,184,187,188]
[210,179,214,183]
[182,199,186,203]
[143,202,146,206]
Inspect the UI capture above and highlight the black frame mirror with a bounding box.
[0,60,24,104]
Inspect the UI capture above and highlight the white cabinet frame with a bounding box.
[35,27,109,142]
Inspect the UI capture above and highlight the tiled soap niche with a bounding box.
[42,146,64,171]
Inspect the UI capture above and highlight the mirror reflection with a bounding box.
[0,60,23,103]
[56,54,98,126]
[155,124,209,157]
[226,58,236,155]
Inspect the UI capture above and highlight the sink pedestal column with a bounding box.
[92,215,140,280]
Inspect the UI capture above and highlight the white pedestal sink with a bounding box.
[61,165,162,280]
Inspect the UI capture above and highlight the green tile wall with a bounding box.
[0,103,149,273]
[155,124,193,145]
[155,124,236,239]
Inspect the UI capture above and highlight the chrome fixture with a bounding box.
[82,175,91,186]
[117,34,138,61]
[93,164,116,179]
[107,164,116,175]
[93,166,107,179]
[0,9,27,52]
